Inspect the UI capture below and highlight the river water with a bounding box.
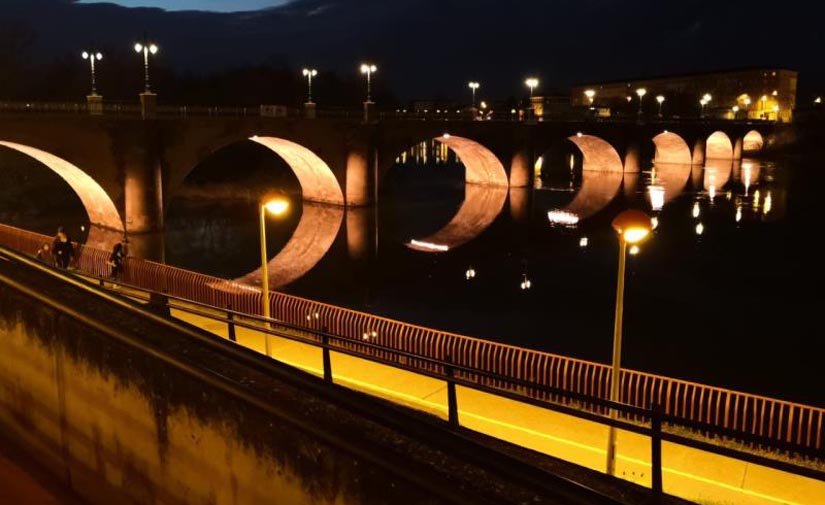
[2,141,823,406]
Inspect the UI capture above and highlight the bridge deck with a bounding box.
[97,283,824,505]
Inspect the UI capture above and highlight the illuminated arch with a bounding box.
[250,137,345,206]
[238,203,344,288]
[706,131,733,160]
[652,132,692,165]
[435,135,509,186]
[406,185,507,252]
[0,141,123,232]
[567,135,624,172]
[743,130,764,152]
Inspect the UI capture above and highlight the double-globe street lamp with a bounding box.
[259,195,290,356]
[81,50,103,96]
[134,40,159,93]
[636,88,646,115]
[606,209,653,476]
[468,81,480,109]
[302,68,318,103]
[360,63,378,102]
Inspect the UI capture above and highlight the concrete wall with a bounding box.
[0,255,542,505]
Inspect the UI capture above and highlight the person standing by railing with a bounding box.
[52,226,75,269]
[108,242,124,282]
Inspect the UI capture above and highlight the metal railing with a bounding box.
[0,222,822,458]
[0,100,776,125]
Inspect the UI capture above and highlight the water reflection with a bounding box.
[238,202,343,289]
[559,170,623,221]
[407,184,508,252]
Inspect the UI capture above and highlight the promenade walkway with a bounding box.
[106,289,823,505]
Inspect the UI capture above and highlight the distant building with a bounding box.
[571,68,798,122]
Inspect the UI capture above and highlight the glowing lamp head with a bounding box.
[468,81,479,90]
[96,52,103,60]
[772,90,778,96]
[134,43,143,53]
[149,44,159,54]
[584,89,596,99]
[626,96,632,102]
[360,63,377,74]
[303,68,317,77]
[703,93,712,102]
[612,209,653,245]
[732,105,739,112]
[636,87,647,98]
[82,51,89,59]
[656,95,665,104]
[815,97,822,104]
[263,197,289,216]
[525,77,539,89]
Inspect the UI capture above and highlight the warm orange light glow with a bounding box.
[568,134,624,172]
[435,135,508,186]
[612,209,652,244]
[263,198,289,216]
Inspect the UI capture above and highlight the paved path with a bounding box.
[109,285,825,505]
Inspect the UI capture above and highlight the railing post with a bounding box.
[227,304,236,342]
[651,403,663,497]
[322,326,332,383]
[446,353,459,428]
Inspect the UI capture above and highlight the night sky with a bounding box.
[78,0,286,11]
[6,0,825,100]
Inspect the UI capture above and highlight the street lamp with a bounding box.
[134,40,159,92]
[732,105,739,119]
[700,93,712,118]
[525,77,539,98]
[360,63,377,102]
[635,88,646,115]
[584,89,596,107]
[81,50,103,96]
[469,81,480,108]
[655,95,665,117]
[606,209,653,476]
[259,195,290,356]
[302,68,318,103]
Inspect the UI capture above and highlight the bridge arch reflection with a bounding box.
[0,141,124,247]
[238,202,344,289]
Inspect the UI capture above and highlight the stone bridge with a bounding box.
[0,113,774,257]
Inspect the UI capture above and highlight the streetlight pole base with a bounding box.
[363,101,376,124]
[303,102,317,119]
[140,92,157,119]
[86,94,104,116]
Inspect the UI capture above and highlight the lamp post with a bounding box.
[606,209,653,476]
[469,81,480,108]
[700,93,711,118]
[656,95,665,117]
[259,196,290,357]
[525,77,539,121]
[584,89,596,108]
[635,88,646,115]
[302,68,318,103]
[81,51,103,96]
[134,40,159,93]
[360,63,377,102]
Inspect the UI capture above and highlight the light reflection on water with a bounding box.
[1,146,820,405]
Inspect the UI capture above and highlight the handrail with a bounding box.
[0,222,822,459]
[50,258,825,480]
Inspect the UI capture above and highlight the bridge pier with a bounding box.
[733,137,743,160]
[508,149,534,188]
[125,157,164,261]
[346,144,374,206]
[692,139,706,165]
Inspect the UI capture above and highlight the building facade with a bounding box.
[571,68,798,122]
